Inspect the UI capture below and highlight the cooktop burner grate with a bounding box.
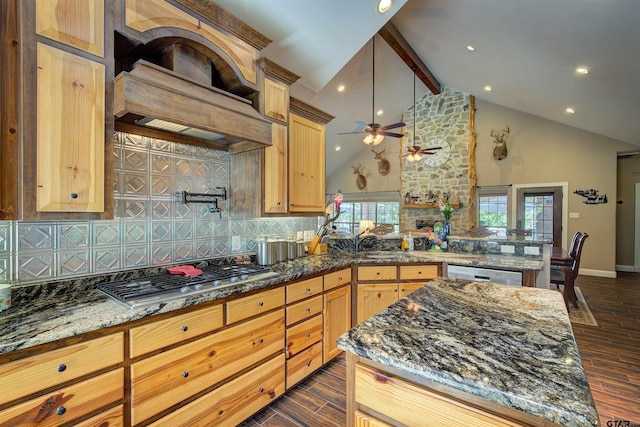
[97,264,278,308]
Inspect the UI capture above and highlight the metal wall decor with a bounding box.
[574,188,608,204]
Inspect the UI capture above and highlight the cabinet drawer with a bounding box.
[226,287,285,324]
[286,314,323,357]
[399,265,438,280]
[324,268,351,290]
[0,368,123,426]
[357,266,397,281]
[286,295,322,326]
[74,404,123,427]
[286,276,323,304]
[0,333,123,405]
[149,354,285,427]
[130,305,223,358]
[131,310,284,425]
[286,341,322,389]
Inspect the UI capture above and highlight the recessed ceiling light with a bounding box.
[377,0,393,14]
[484,85,492,92]
[466,45,475,51]
[377,109,384,116]
[337,84,345,92]
[565,107,576,114]
[575,67,589,75]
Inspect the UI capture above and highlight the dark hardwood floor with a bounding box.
[240,272,640,427]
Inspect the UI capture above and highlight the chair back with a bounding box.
[568,232,589,279]
[567,231,581,258]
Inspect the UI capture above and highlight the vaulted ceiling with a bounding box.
[214,0,640,175]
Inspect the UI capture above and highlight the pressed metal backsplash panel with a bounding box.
[2,132,317,285]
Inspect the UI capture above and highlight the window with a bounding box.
[333,201,400,234]
[477,186,509,236]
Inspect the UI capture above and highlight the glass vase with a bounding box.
[443,220,451,236]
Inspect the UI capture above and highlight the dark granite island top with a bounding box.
[337,277,598,426]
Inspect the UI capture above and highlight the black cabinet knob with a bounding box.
[182,372,189,378]
[57,364,67,372]
[57,406,66,416]
[182,325,188,332]
[70,193,78,199]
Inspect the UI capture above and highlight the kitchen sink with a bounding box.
[362,251,407,259]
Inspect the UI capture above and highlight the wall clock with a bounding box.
[424,140,450,167]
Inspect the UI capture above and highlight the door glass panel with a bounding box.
[524,194,554,241]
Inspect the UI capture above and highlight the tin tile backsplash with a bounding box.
[3,132,318,285]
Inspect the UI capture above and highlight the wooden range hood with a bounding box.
[114,60,272,153]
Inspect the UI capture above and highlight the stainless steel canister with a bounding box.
[256,240,277,266]
[296,240,306,257]
[287,240,297,260]
[275,240,288,262]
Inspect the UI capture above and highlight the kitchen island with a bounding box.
[337,277,598,426]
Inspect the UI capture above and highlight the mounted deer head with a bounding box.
[490,125,510,160]
[371,147,391,176]
[351,163,367,190]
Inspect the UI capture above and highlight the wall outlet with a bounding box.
[524,246,540,256]
[569,212,580,219]
[232,236,241,252]
[500,245,515,254]
[296,231,304,240]
[303,230,314,241]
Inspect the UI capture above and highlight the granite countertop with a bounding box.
[337,277,598,426]
[0,250,543,356]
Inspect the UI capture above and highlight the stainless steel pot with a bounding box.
[256,240,278,266]
[275,240,288,262]
[296,240,305,257]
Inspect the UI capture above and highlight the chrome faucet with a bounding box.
[354,231,379,252]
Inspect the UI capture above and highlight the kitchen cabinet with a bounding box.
[130,309,284,424]
[263,77,289,122]
[1,0,113,219]
[355,264,439,324]
[0,333,123,425]
[264,123,289,213]
[324,284,351,363]
[288,112,326,213]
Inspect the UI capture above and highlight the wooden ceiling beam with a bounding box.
[377,21,441,95]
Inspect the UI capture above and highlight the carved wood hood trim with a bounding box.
[114,60,272,153]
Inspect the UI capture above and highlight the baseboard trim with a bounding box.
[580,268,617,278]
[616,264,640,273]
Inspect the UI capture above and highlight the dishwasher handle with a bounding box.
[473,275,491,282]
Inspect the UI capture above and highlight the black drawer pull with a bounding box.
[182,325,188,332]
[305,287,311,293]
[57,364,67,373]
[305,307,311,312]
[305,333,311,338]
[70,193,78,199]
[57,406,66,416]
[305,361,312,367]
[258,338,264,343]
[182,372,189,378]
[258,387,264,392]
[257,301,264,307]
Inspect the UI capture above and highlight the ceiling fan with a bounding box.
[404,66,442,162]
[338,36,405,145]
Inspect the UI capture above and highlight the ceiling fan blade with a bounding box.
[380,131,404,138]
[419,146,443,153]
[337,131,368,135]
[355,121,371,130]
[380,122,406,131]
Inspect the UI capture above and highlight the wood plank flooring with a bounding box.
[240,273,640,426]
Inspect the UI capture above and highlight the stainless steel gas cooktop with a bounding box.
[97,264,278,309]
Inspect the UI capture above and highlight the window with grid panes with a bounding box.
[477,186,509,236]
[333,202,400,234]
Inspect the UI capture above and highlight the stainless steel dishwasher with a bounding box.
[447,265,523,286]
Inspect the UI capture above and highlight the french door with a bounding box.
[516,186,563,247]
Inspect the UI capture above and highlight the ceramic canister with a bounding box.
[0,284,11,311]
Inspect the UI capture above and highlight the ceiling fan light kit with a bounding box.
[338,36,405,145]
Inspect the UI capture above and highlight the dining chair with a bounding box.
[550,232,589,309]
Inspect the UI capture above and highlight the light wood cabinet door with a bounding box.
[354,410,393,427]
[286,314,323,358]
[323,284,351,363]
[264,78,288,122]
[399,283,424,299]
[36,43,105,212]
[0,333,123,405]
[357,284,398,324]
[288,113,325,212]
[286,295,323,326]
[36,0,105,57]
[0,368,123,427]
[324,268,352,291]
[264,122,288,213]
[287,341,322,390]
